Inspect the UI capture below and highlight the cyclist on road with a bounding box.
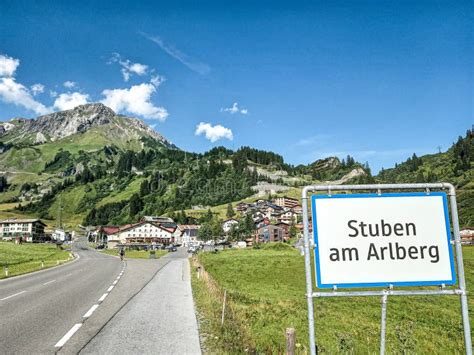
[119,247,125,261]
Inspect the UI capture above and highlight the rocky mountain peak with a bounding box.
[0,103,174,147]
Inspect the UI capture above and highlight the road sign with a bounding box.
[311,192,455,288]
[302,184,472,355]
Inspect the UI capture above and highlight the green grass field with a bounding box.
[192,244,474,354]
[100,248,167,259]
[0,241,72,279]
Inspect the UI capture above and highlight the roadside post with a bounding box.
[302,183,472,355]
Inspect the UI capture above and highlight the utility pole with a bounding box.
[437,146,442,154]
[58,194,63,229]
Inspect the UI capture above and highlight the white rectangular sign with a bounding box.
[311,192,455,288]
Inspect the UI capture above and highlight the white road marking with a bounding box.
[83,304,99,318]
[107,285,114,292]
[113,280,118,285]
[55,323,82,347]
[43,279,56,285]
[0,290,26,301]
[98,293,108,302]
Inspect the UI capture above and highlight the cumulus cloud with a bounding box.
[109,53,149,82]
[63,81,77,89]
[31,83,45,96]
[221,102,248,115]
[101,82,168,121]
[195,122,233,142]
[0,77,51,115]
[0,54,51,115]
[53,92,89,111]
[0,54,20,77]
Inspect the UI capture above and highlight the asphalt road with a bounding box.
[0,238,122,354]
[80,248,201,355]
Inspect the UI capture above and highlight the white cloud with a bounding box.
[53,92,89,111]
[195,122,233,142]
[63,81,77,89]
[150,75,165,87]
[140,32,210,75]
[0,77,51,115]
[49,90,58,98]
[221,102,248,115]
[109,53,149,82]
[0,54,20,77]
[0,54,51,115]
[31,83,45,96]
[101,82,168,121]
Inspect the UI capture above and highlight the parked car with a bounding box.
[168,246,177,252]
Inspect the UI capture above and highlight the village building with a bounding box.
[256,225,284,243]
[460,228,474,244]
[274,222,291,240]
[235,202,249,213]
[276,210,297,224]
[273,196,299,209]
[118,221,175,245]
[0,218,46,242]
[222,219,239,233]
[179,225,200,247]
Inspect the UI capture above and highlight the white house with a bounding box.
[52,229,69,242]
[222,219,239,233]
[179,225,200,247]
[118,221,175,245]
[0,218,46,242]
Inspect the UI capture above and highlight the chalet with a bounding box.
[291,205,303,215]
[118,221,175,245]
[275,210,297,224]
[274,222,290,240]
[235,202,249,213]
[222,219,239,233]
[180,225,201,247]
[256,225,284,243]
[0,218,46,242]
[94,226,120,248]
[273,196,299,209]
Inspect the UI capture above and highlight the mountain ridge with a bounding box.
[0,103,174,148]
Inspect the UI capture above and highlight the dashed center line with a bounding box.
[53,267,125,348]
[0,290,26,301]
[55,323,82,347]
[43,279,56,286]
[83,304,99,318]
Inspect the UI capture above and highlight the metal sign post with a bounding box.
[302,183,472,355]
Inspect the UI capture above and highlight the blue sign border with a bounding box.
[311,192,456,289]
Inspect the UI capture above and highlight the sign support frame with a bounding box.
[302,183,472,355]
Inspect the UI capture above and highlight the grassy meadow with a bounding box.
[0,241,72,279]
[192,244,474,354]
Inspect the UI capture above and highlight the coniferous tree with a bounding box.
[129,193,143,217]
[226,203,235,219]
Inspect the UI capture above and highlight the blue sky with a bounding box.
[0,0,472,172]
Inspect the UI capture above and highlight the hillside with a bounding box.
[0,106,368,229]
[377,129,474,226]
[0,105,471,229]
